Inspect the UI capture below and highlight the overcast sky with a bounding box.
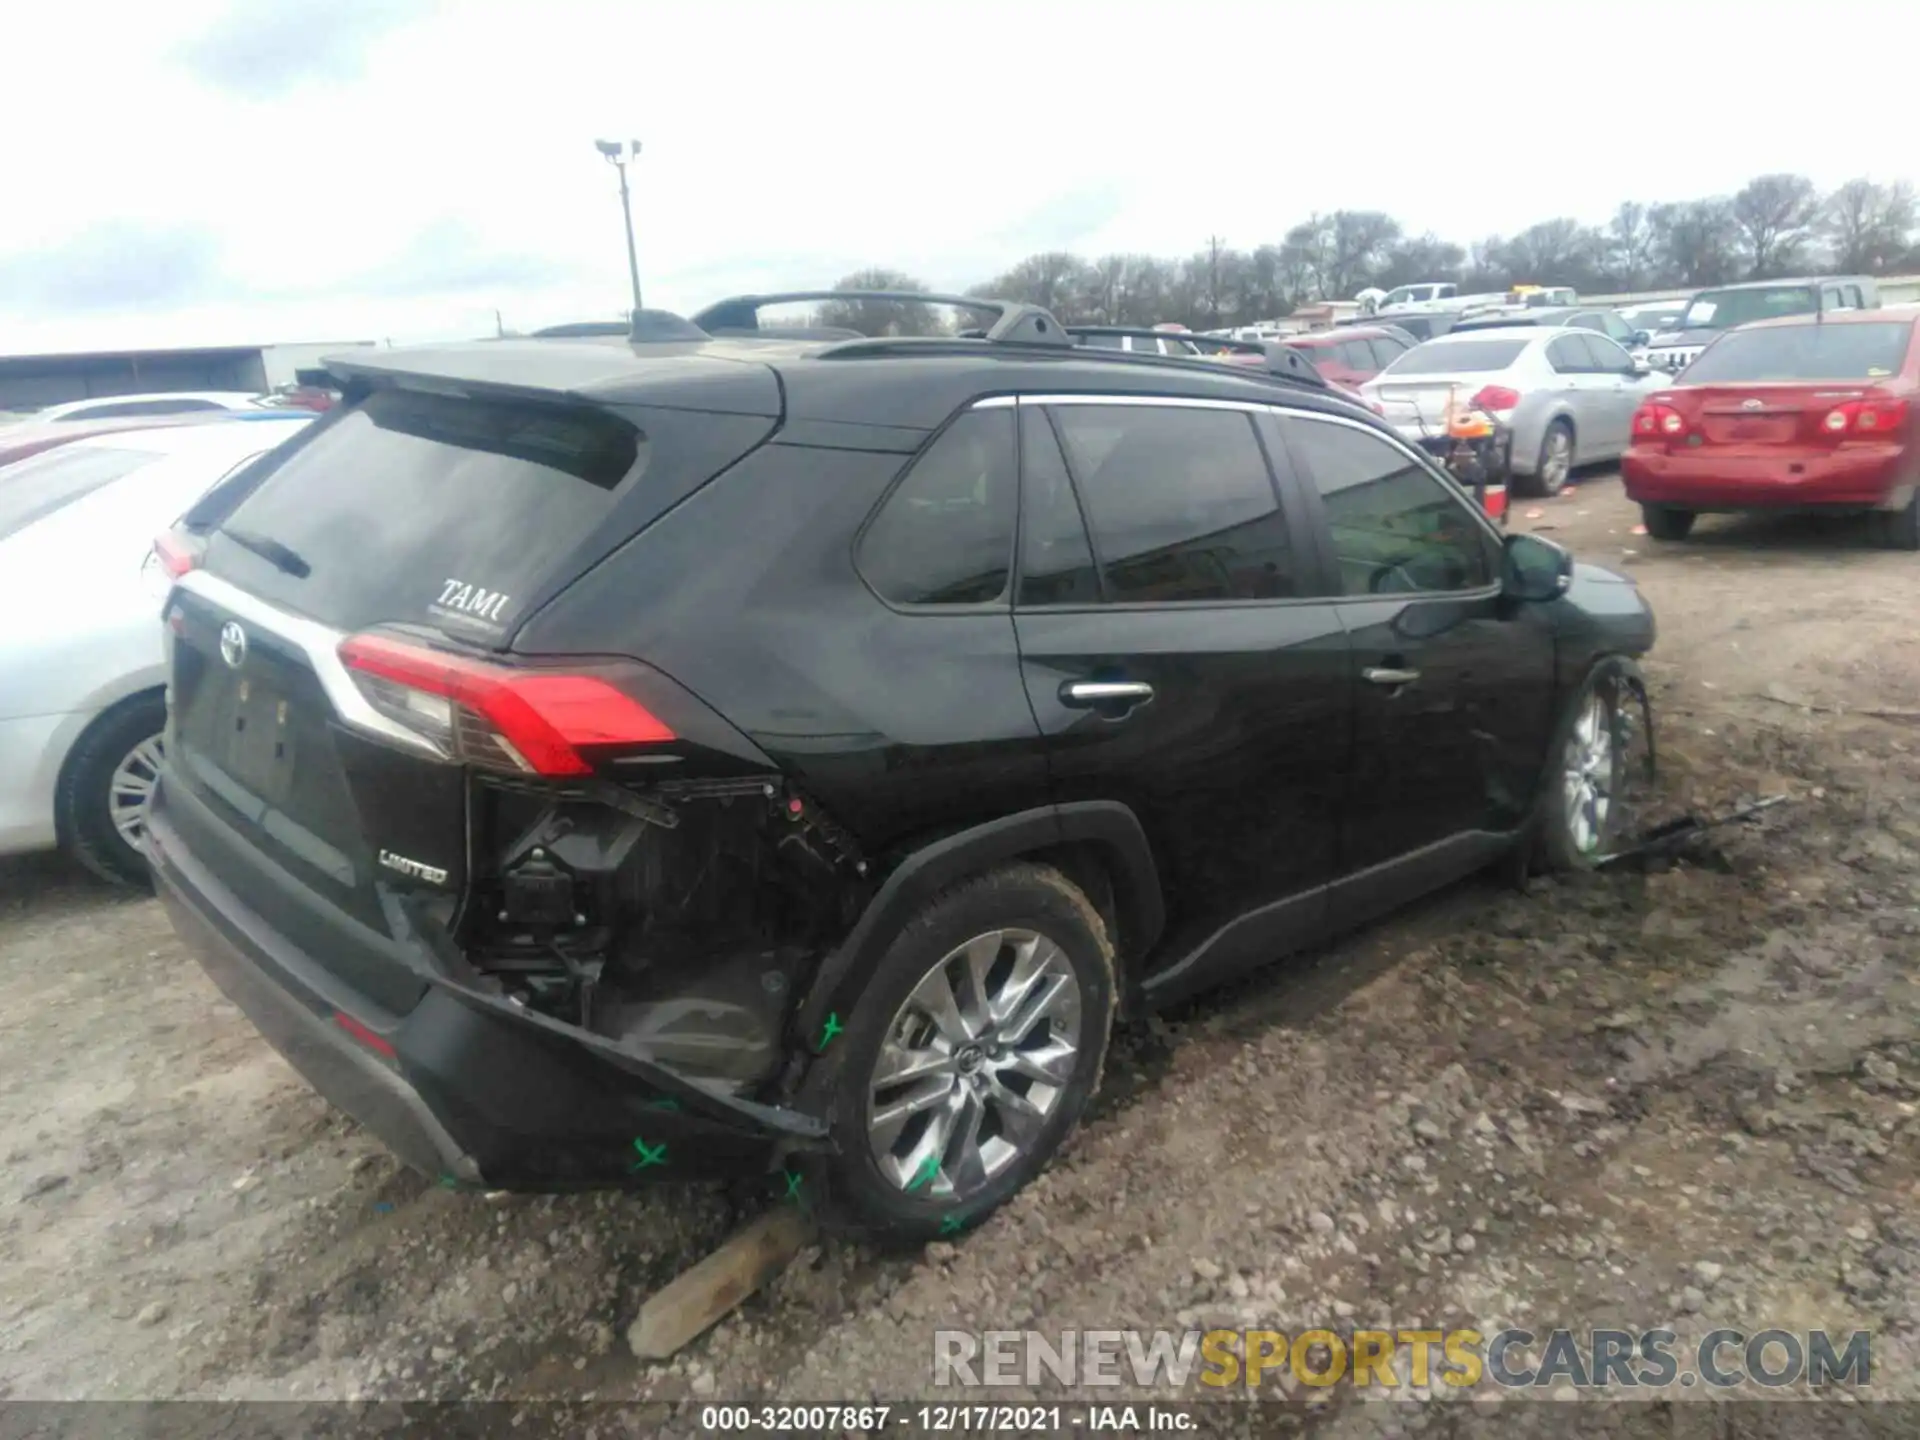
[4,0,1916,355]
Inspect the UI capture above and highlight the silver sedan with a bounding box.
[1359,327,1668,496]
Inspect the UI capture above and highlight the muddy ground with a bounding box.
[2,472,1916,1428]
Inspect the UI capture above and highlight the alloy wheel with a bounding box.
[1541,427,1572,490]
[108,735,165,849]
[866,928,1083,1201]
[1561,692,1616,856]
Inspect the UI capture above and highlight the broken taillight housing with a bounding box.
[152,529,202,579]
[338,633,675,777]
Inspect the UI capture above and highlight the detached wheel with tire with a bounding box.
[1538,662,1634,873]
[805,863,1116,1244]
[1875,491,1920,551]
[1516,419,1574,498]
[1641,504,1696,541]
[56,693,167,888]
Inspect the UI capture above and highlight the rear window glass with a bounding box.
[1679,287,1818,331]
[213,387,643,637]
[1682,322,1915,383]
[0,445,153,543]
[857,409,1015,606]
[1383,339,1529,376]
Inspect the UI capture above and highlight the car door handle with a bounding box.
[1363,667,1421,687]
[1061,680,1155,706]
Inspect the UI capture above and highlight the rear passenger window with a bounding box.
[1546,336,1590,373]
[858,408,1016,606]
[1017,408,1100,606]
[1286,417,1494,596]
[1050,405,1298,603]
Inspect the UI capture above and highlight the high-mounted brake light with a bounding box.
[1632,402,1686,440]
[338,634,675,777]
[1822,397,1909,435]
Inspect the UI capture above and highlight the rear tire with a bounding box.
[1875,492,1920,551]
[803,863,1116,1245]
[56,693,167,888]
[1515,419,1574,498]
[1641,504,1696,541]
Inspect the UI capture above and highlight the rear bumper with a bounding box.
[148,777,823,1190]
[1622,446,1909,510]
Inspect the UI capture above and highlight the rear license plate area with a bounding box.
[212,676,300,802]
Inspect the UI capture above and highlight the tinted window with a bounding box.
[1601,312,1634,342]
[1287,418,1493,596]
[1571,313,1604,333]
[1385,339,1529,375]
[1546,336,1592,373]
[1080,333,1125,351]
[1367,337,1408,369]
[1052,405,1297,603]
[859,408,1016,606]
[1846,285,1865,308]
[1681,321,1915,383]
[1017,407,1099,607]
[215,387,646,635]
[1584,334,1635,373]
[0,445,154,543]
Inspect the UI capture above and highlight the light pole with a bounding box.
[595,138,643,317]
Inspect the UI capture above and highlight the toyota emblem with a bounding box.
[1741,398,1763,410]
[219,621,248,670]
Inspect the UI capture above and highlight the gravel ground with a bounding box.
[2,471,1916,1428]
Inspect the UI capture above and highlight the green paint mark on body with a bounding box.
[817,1012,844,1051]
[939,1213,966,1236]
[629,1138,668,1172]
[645,1097,682,1112]
[783,1170,804,1202]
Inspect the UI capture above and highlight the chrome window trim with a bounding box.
[171,568,448,761]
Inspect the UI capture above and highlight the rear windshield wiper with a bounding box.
[220,525,311,579]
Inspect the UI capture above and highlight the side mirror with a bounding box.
[1631,330,1652,347]
[1503,531,1574,603]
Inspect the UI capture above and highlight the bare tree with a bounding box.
[1326,210,1401,298]
[814,269,950,335]
[1652,200,1742,287]
[1824,179,1918,275]
[1731,173,1821,277]
[1378,234,1466,289]
[1606,202,1658,290]
[975,251,1092,319]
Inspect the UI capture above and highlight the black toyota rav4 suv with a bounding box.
[147,292,1655,1242]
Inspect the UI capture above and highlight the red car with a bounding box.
[1282,327,1415,393]
[1622,310,1920,549]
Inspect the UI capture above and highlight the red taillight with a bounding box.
[333,1010,396,1058]
[153,530,199,579]
[1632,403,1686,440]
[338,634,675,777]
[1822,397,1909,435]
[1471,385,1522,412]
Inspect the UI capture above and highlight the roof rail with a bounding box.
[688,290,1070,348]
[1066,326,1329,389]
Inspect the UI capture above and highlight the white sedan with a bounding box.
[0,415,312,884]
[19,391,273,424]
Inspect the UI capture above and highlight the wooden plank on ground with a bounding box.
[627,1205,817,1360]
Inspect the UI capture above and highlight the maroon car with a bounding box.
[1283,327,1416,394]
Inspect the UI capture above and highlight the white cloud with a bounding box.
[3,0,1917,351]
